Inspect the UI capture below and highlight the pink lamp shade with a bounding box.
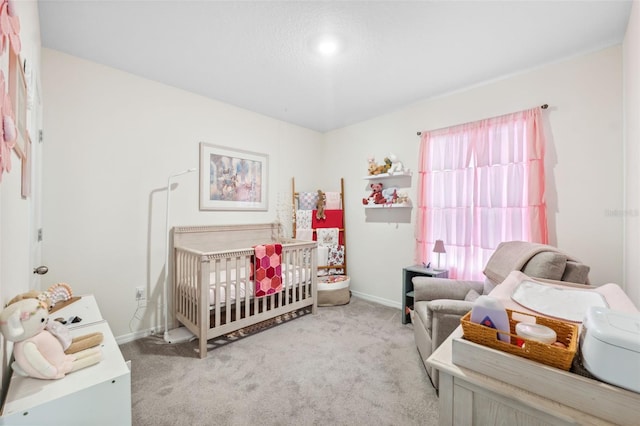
[432,240,446,269]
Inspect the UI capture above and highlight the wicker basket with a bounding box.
[460,309,578,370]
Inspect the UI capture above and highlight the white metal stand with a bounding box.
[163,168,196,344]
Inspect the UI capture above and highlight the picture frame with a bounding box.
[8,48,27,159]
[199,142,268,211]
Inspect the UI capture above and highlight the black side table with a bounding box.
[402,265,449,324]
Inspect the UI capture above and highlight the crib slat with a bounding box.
[224,259,231,325]
[253,283,259,314]
[232,256,240,322]
[188,252,194,323]
[199,256,210,358]
[183,251,189,321]
[244,254,251,319]
[290,247,296,304]
[213,260,221,329]
[295,247,302,303]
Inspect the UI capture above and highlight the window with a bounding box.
[416,107,548,280]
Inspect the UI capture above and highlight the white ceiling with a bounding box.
[38,0,633,133]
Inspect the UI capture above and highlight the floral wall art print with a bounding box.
[199,143,268,211]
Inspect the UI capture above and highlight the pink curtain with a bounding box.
[416,107,547,280]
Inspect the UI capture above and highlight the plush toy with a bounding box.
[0,297,103,380]
[388,153,405,174]
[362,183,386,205]
[396,191,410,205]
[7,289,104,355]
[382,187,398,204]
[316,189,326,220]
[5,290,43,305]
[367,156,388,175]
[381,157,392,174]
[367,156,378,175]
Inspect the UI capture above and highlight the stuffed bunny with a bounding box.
[0,297,102,380]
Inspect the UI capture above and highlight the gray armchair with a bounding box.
[411,241,590,390]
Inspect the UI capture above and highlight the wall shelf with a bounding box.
[363,171,412,180]
[363,168,412,210]
[364,203,412,209]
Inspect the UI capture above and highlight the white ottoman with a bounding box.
[317,275,351,306]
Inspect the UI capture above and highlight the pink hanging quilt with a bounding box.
[251,244,283,298]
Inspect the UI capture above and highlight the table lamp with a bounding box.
[433,239,446,269]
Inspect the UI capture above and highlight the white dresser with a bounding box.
[0,295,131,426]
[428,326,640,426]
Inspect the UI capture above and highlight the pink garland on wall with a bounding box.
[0,0,20,181]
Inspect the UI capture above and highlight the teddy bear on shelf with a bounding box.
[0,294,103,380]
[362,182,386,205]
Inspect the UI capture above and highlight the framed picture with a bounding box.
[199,143,268,211]
[8,48,27,159]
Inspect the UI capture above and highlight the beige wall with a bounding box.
[324,46,624,306]
[624,0,640,308]
[42,49,323,340]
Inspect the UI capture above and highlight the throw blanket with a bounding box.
[298,192,318,210]
[295,209,312,229]
[324,192,341,209]
[295,228,313,241]
[316,228,339,247]
[251,244,283,298]
[312,209,343,229]
[328,245,345,275]
[317,246,329,267]
[295,210,313,240]
[483,241,583,284]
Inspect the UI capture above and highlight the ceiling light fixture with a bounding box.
[318,40,338,55]
[316,37,340,57]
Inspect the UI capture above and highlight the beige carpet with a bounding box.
[119,296,439,426]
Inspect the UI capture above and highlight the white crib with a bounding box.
[172,223,317,358]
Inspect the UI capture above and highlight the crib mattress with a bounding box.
[205,265,312,305]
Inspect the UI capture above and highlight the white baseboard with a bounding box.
[115,327,161,345]
[350,290,401,310]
